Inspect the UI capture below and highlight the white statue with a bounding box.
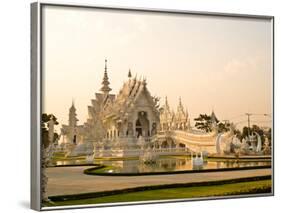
[191,152,203,167]
[216,133,223,154]
[232,135,242,148]
[240,138,250,154]
[263,137,271,155]
[254,132,262,152]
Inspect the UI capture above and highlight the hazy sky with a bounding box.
[42,5,273,130]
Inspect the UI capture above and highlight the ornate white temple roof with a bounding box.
[69,100,78,123]
[102,72,158,122]
[175,97,188,123]
[160,96,174,123]
[100,59,112,94]
[160,96,189,125]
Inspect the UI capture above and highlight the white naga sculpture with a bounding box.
[216,133,223,154]
[216,131,234,155]
[254,132,262,152]
[216,130,264,156]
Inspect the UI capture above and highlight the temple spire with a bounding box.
[211,108,218,123]
[100,59,112,94]
[142,76,147,87]
[69,100,78,127]
[165,96,169,107]
[71,98,75,108]
[128,69,132,78]
[178,97,183,109]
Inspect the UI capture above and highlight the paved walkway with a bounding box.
[46,166,271,196]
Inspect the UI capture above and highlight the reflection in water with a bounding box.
[94,157,271,173]
[54,157,271,173]
[55,159,86,166]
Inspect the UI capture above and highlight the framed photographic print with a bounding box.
[31,1,274,211]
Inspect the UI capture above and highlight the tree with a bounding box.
[194,114,214,133]
[240,124,266,146]
[41,113,59,148]
[217,122,230,133]
[194,113,231,133]
[234,129,242,141]
[242,126,250,139]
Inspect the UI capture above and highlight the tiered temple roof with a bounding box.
[68,100,79,126]
[175,97,188,124]
[100,59,112,94]
[102,71,159,122]
[160,96,174,124]
[83,60,160,141]
[160,96,190,131]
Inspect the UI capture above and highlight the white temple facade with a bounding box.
[84,60,160,143]
[60,60,263,158]
[60,60,162,157]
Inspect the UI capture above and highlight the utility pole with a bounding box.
[245,113,252,137]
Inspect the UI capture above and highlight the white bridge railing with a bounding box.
[152,130,219,154]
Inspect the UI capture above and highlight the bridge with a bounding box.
[151,130,233,154]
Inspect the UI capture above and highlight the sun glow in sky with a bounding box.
[42,5,273,130]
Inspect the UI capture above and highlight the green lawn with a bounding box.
[44,179,271,207]
[85,165,115,174]
[51,153,86,161]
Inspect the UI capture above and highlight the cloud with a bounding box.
[224,59,248,75]
[223,55,264,76]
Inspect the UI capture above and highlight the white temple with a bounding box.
[60,60,163,157]
[85,60,160,142]
[58,59,270,158]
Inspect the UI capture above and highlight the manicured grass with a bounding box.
[86,165,115,174]
[44,179,271,207]
[51,154,86,161]
[52,152,65,157]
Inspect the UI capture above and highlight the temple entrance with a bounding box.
[73,135,77,144]
[135,119,142,137]
[135,111,150,137]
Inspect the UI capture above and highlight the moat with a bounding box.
[54,156,271,174]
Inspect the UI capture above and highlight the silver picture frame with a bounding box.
[31,1,274,211]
